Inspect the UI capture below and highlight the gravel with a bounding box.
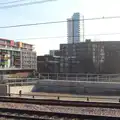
[0,112,80,120]
[0,102,120,118]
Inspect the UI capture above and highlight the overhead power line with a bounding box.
[0,0,56,9]
[0,0,26,5]
[16,33,120,40]
[0,16,120,29]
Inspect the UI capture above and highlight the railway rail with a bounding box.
[0,107,119,120]
[0,96,120,109]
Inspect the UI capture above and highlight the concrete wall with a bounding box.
[0,84,7,96]
[32,79,120,96]
[9,79,120,96]
[9,85,34,94]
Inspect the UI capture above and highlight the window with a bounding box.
[65,63,68,66]
[60,68,63,72]
[60,63,63,67]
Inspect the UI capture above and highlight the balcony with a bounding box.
[21,46,34,51]
[0,46,21,51]
[0,42,6,46]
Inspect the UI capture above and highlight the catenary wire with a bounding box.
[0,16,120,28]
[0,0,56,8]
[15,33,120,40]
[0,0,27,5]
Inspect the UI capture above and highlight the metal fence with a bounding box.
[38,73,120,82]
[1,73,120,86]
[5,78,39,86]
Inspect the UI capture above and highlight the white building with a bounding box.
[67,18,73,43]
[67,12,84,43]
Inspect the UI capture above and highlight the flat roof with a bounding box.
[0,38,34,46]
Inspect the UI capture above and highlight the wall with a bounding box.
[0,84,7,96]
[32,80,120,96]
[9,85,34,94]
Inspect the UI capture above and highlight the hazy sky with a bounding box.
[0,0,120,55]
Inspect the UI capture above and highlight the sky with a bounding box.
[0,0,120,55]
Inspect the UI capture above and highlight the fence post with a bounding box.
[19,90,22,97]
[109,76,110,82]
[57,96,60,100]
[87,97,89,102]
[76,74,77,81]
[26,78,28,85]
[57,73,58,80]
[66,73,68,80]
[97,75,99,81]
[39,73,40,79]
[87,74,88,81]
[48,73,49,79]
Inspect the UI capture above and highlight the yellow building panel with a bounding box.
[18,42,23,48]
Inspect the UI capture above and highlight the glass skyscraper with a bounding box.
[67,12,84,43]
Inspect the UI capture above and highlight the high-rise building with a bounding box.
[67,12,84,43]
[67,18,73,43]
[72,13,80,43]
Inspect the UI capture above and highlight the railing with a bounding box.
[7,81,37,86]
[5,78,39,86]
[38,73,120,82]
[1,73,120,86]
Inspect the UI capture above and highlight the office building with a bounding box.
[38,40,120,74]
[60,41,95,73]
[59,40,120,74]
[67,18,73,43]
[67,12,84,43]
[49,50,61,57]
[37,55,60,73]
[0,38,37,72]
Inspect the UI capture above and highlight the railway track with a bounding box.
[0,107,119,120]
[0,96,120,109]
[0,97,120,119]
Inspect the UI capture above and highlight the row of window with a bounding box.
[22,51,36,55]
[22,65,36,69]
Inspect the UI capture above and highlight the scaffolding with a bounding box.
[80,14,85,42]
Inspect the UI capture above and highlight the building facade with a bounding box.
[0,38,37,71]
[37,55,60,73]
[60,41,95,73]
[67,18,73,43]
[101,41,120,73]
[38,41,120,74]
[60,41,120,74]
[72,13,80,43]
[49,50,61,57]
[67,12,84,43]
